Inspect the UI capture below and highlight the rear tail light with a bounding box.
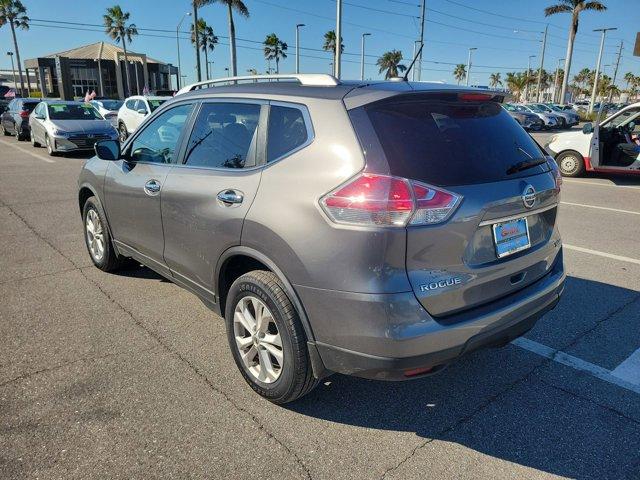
[547,156,562,190]
[320,173,462,227]
[20,110,29,118]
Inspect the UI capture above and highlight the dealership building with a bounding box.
[23,42,178,99]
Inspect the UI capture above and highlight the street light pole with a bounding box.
[525,55,536,102]
[176,12,191,90]
[295,24,305,74]
[6,52,16,93]
[553,58,565,103]
[608,41,624,103]
[416,0,426,81]
[466,47,476,86]
[360,33,371,81]
[535,25,548,102]
[589,27,617,114]
[335,0,343,79]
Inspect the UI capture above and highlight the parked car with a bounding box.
[503,103,543,130]
[29,100,118,156]
[90,99,123,127]
[0,97,40,140]
[79,75,565,403]
[518,104,559,129]
[543,104,580,127]
[546,101,640,177]
[527,103,573,128]
[117,95,170,141]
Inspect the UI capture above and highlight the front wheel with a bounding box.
[118,123,128,143]
[1,123,10,136]
[225,271,319,404]
[31,131,41,147]
[82,196,126,272]
[45,134,57,156]
[556,150,586,177]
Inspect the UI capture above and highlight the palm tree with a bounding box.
[103,5,138,97]
[263,33,287,74]
[0,0,29,97]
[376,50,406,79]
[191,19,218,80]
[506,72,529,102]
[322,30,344,74]
[624,72,636,91]
[453,64,466,85]
[544,0,607,104]
[213,0,249,77]
[489,73,502,88]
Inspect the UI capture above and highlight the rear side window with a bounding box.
[125,100,136,110]
[267,105,309,162]
[184,102,260,169]
[361,96,546,186]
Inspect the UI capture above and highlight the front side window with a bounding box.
[129,103,192,164]
[267,105,309,162]
[134,100,148,113]
[184,102,261,169]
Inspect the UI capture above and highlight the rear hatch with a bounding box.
[354,91,561,317]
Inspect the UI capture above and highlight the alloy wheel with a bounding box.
[233,296,284,384]
[559,154,579,175]
[85,208,105,262]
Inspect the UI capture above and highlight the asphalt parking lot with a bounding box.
[1,131,639,480]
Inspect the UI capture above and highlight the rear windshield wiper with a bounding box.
[506,158,547,175]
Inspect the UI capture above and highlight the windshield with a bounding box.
[99,100,123,111]
[605,108,640,129]
[503,104,516,112]
[148,99,167,112]
[48,103,103,120]
[360,96,547,186]
[526,104,545,113]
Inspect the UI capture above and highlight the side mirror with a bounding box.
[582,123,593,134]
[137,108,148,115]
[35,114,45,120]
[94,140,121,161]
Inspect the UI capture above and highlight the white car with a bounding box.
[518,104,559,130]
[117,95,171,142]
[545,102,640,177]
[90,99,123,127]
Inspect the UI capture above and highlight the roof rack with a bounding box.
[175,74,340,95]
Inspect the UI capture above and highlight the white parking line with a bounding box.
[611,348,640,385]
[0,139,55,163]
[564,244,640,266]
[512,337,640,395]
[563,179,640,190]
[561,201,640,216]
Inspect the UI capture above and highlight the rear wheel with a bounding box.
[556,150,585,177]
[225,270,319,404]
[118,122,128,143]
[1,123,10,136]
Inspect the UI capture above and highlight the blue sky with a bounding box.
[2,0,639,87]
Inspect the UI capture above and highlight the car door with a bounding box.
[161,100,267,301]
[31,103,46,142]
[104,102,194,276]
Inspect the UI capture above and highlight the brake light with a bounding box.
[20,110,29,118]
[458,93,493,102]
[320,173,462,227]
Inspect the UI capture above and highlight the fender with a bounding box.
[78,181,121,257]
[216,246,330,379]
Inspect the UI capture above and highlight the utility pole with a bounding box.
[295,24,305,74]
[416,0,426,81]
[6,52,16,93]
[553,58,565,103]
[608,41,624,102]
[360,33,371,81]
[524,55,536,102]
[176,12,191,89]
[466,47,476,86]
[535,25,548,102]
[192,2,202,82]
[335,0,342,79]
[589,27,617,114]
[412,41,420,81]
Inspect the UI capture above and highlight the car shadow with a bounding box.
[114,262,172,283]
[284,275,640,479]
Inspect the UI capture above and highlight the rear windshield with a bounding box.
[361,96,547,186]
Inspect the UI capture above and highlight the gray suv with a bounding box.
[78,74,565,403]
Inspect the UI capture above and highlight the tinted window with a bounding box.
[22,102,38,112]
[100,100,123,110]
[129,104,192,164]
[148,99,166,112]
[125,99,136,110]
[184,102,260,169]
[267,105,308,162]
[47,103,102,120]
[134,100,147,113]
[361,96,547,186]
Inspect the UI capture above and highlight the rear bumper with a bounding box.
[300,249,565,381]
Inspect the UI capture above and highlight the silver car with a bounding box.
[78,74,565,403]
[30,100,118,156]
[518,104,560,129]
[532,103,579,128]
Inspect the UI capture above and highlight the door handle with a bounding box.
[217,189,244,205]
[144,179,161,196]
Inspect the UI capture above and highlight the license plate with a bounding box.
[492,217,531,258]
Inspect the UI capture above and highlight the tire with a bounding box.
[15,127,23,141]
[225,270,319,404]
[118,122,128,143]
[1,123,10,136]
[82,196,126,272]
[31,131,41,148]
[556,150,585,177]
[45,134,57,156]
